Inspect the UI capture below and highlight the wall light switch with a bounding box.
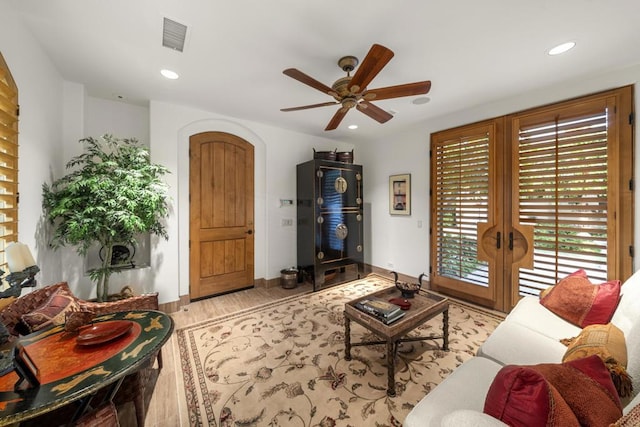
[281,218,293,227]
[417,220,423,228]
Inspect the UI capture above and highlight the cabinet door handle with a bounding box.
[509,232,514,250]
[496,231,501,249]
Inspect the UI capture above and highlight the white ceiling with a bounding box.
[9,0,640,142]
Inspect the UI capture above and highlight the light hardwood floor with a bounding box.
[118,282,313,427]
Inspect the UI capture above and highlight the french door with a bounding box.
[430,86,634,312]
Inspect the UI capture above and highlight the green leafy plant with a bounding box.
[42,135,170,302]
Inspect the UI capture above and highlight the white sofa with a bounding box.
[403,270,640,426]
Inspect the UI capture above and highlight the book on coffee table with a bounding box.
[355,298,405,324]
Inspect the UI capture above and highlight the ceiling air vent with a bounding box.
[162,18,187,52]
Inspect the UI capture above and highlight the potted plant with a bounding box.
[42,134,170,302]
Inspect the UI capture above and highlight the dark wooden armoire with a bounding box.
[297,159,364,290]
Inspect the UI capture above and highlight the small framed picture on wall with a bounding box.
[389,174,411,215]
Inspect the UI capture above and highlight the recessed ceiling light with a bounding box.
[160,69,179,79]
[548,41,576,56]
[348,124,358,130]
[412,97,431,105]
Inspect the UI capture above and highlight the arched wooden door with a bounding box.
[189,132,254,299]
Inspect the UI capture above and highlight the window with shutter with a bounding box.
[0,53,19,278]
[433,130,490,286]
[430,86,633,311]
[516,109,610,295]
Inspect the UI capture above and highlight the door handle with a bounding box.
[496,232,501,249]
[246,230,253,235]
[509,232,513,251]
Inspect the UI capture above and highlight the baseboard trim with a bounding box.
[158,266,424,313]
[159,294,190,313]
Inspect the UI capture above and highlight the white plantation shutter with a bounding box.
[0,53,19,273]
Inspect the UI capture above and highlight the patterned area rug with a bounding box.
[177,274,504,426]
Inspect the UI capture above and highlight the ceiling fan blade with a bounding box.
[348,44,394,93]
[356,100,393,123]
[365,81,431,101]
[283,68,334,95]
[281,101,339,112]
[325,108,349,131]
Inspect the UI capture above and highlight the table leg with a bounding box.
[386,340,396,397]
[344,316,352,361]
[70,376,125,422]
[442,309,449,351]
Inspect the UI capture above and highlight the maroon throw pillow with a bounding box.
[21,287,80,333]
[540,269,620,327]
[484,355,622,427]
[484,365,579,427]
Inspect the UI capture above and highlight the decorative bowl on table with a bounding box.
[391,271,426,299]
[76,320,133,346]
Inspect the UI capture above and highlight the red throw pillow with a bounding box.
[484,355,622,427]
[484,364,578,427]
[540,269,620,327]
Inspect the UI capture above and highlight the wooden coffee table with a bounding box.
[344,286,449,397]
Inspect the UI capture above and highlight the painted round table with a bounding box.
[0,309,173,425]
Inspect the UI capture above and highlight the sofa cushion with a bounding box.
[441,410,508,427]
[623,322,640,405]
[504,296,582,341]
[20,286,80,333]
[612,269,640,336]
[540,269,620,328]
[484,355,622,427]
[403,356,503,427]
[477,320,568,366]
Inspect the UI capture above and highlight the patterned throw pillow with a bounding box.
[563,323,627,366]
[484,355,623,427]
[21,287,80,333]
[562,323,632,397]
[540,269,621,328]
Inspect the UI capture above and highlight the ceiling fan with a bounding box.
[281,43,431,131]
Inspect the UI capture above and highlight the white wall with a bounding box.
[357,125,430,276]
[0,2,64,289]
[358,63,640,278]
[85,97,150,145]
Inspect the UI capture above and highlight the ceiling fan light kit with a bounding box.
[281,43,431,131]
